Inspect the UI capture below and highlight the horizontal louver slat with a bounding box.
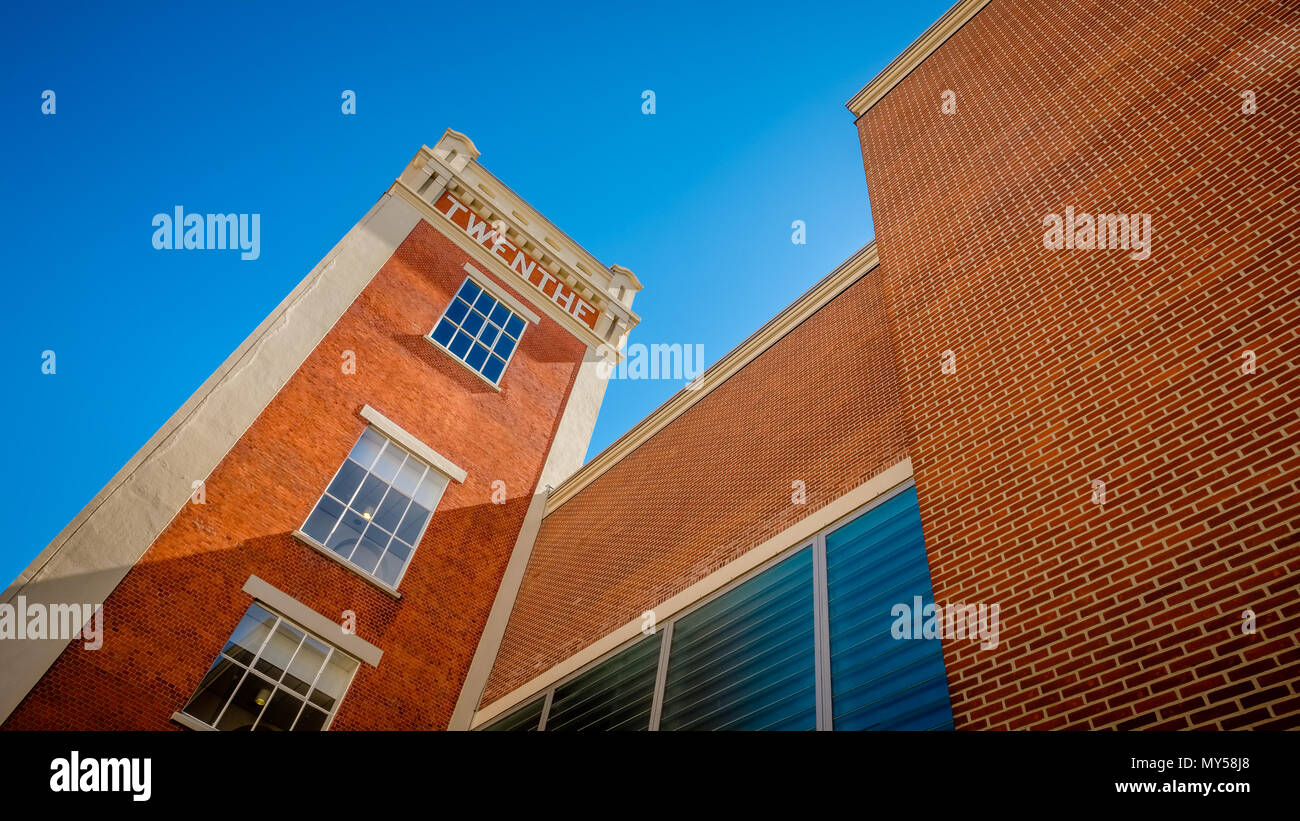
[826,486,954,730]
[545,633,660,731]
[660,548,815,731]
[481,696,544,731]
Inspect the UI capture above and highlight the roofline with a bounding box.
[544,241,881,514]
[442,132,645,310]
[845,0,992,118]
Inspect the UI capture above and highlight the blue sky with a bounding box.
[0,0,950,586]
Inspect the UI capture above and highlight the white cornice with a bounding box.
[390,180,620,355]
[846,0,992,117]
[544,241,880,514]
[398,131,642,353]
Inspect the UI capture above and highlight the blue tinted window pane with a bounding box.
[303,495,345,544]
[826,486,954,730]
[449,331,473,357]
[481,355,505,384]
[373,489,410,533]
[326,510,366,558]
[659,548,816,730]
[325,460,366,506]
[489,303,511,326]
[396,504,430,545]
[478,323,500,347]
[493,334,516,360]
[351,525,388,574]
[445,298,470,324]
[504,315,525,338]
[375,552,404,586]
[466,344,489,370]
[347,429,385,470]
[350,475,387,518]
[546,633,661,731]
[456,279,481,302]
[431,319,456,346]
[461,310,485,336]
[384,538,412,563]
[474,291,497,314]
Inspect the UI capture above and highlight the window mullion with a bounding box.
[538,688,554,731]
[290,646,333,730]
[648,620,673,731]
[813,534,833,731]
[212,613,279,729]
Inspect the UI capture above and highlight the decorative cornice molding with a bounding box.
[544,241,880,515]
[390,180,618,355]
[845,0,992,118]
[396,130,642,354]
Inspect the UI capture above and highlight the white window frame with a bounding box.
[428,268,533,386]
[174,602,361,732]
[298,419,461,591]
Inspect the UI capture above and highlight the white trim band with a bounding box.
[845,0,992,116]
[471,457,915,727]
[359,404,467,483]
[241,575,383,667]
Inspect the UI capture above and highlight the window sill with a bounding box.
[292,530,402,600]
[171,711,216,732]
[423,335,503,392]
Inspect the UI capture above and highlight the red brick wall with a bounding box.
[856,0,1300,729]
[4,217,586,730]
[483,266,911,704]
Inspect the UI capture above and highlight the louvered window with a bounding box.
[477,483,953,731]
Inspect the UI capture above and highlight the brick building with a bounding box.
[1,131,642,731]
[3,0,1297,731]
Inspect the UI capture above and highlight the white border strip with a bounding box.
[471,457,915,727]
[359,404,467,483]
[169,711,215,731]
[242,575,383,667]
[845,0,992,116]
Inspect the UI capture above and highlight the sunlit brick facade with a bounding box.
[849,0,1300,730]
[4,0,1296,732]
[1,132,641,730]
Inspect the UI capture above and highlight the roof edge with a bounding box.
[845,0,992,118]
[545,241,880,514]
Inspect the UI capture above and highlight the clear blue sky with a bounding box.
[1,0,951,587]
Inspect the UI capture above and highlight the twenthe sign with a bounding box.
[432,191,600,330]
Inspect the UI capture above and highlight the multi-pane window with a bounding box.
[479,484,953,731]
[429,277,526,385]
[180,604,359,731]
[301,428,449,588]
[659,549,816,730]
[545,632,661,731]
[825,486,953,730]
